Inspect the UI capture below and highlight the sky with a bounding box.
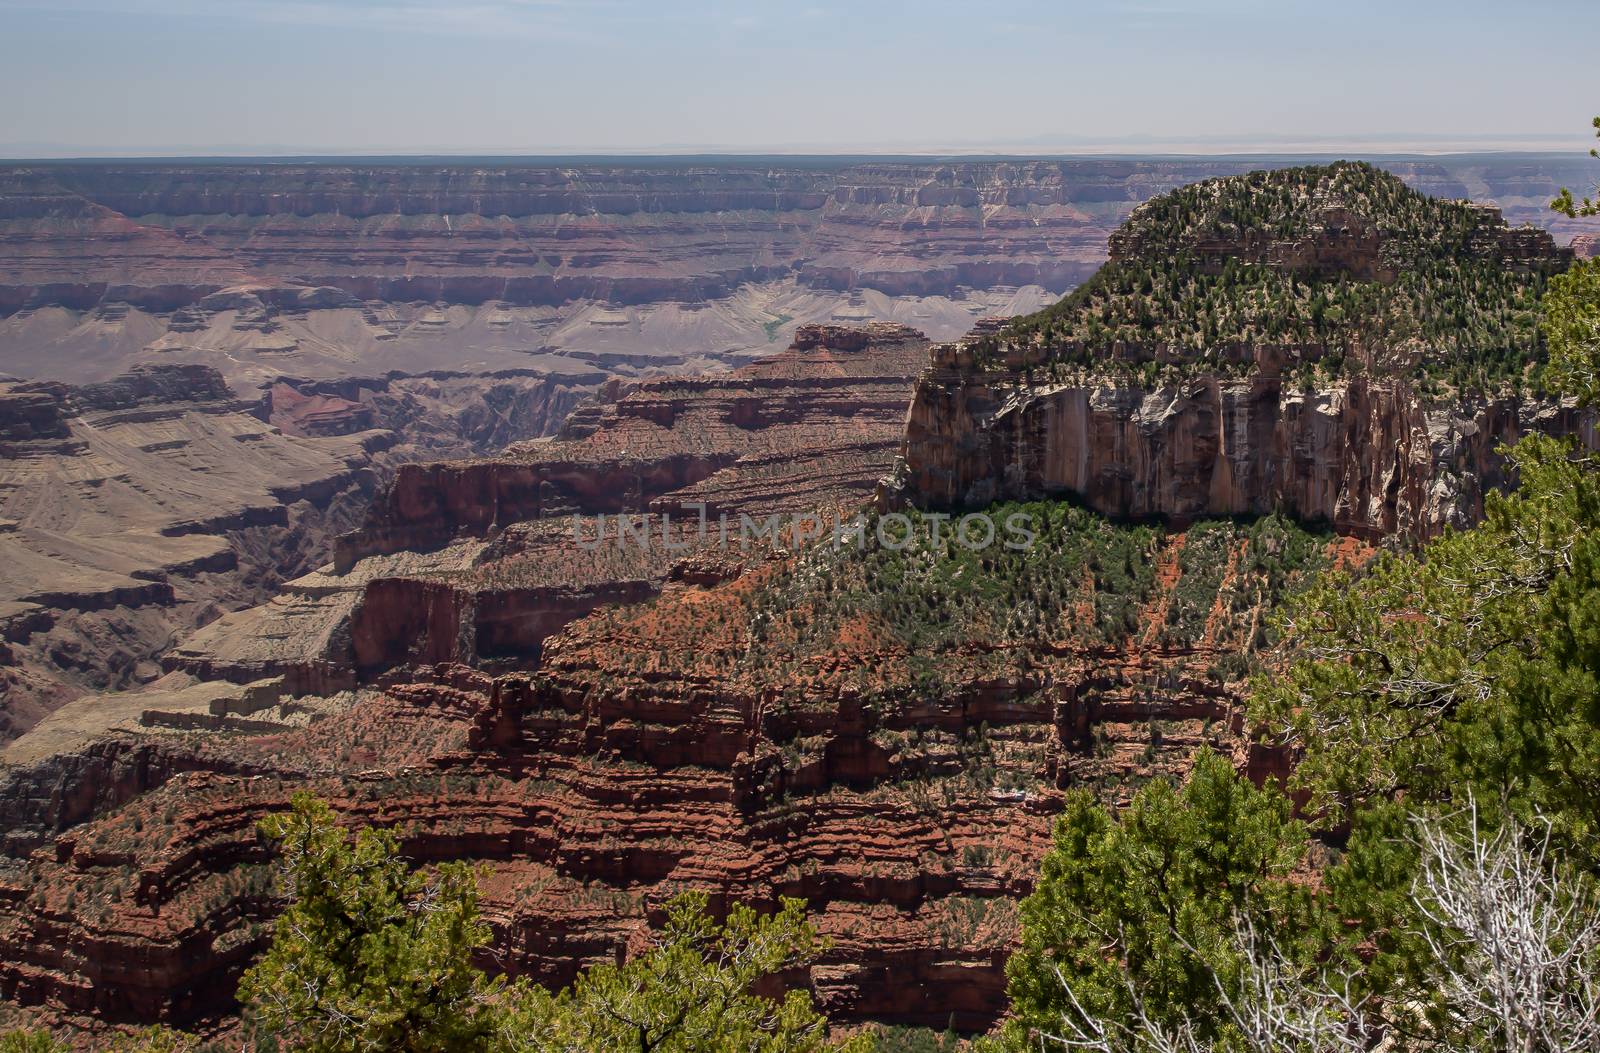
[0,0,1594,157]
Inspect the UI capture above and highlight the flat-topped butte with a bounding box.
[979,162,1573,392]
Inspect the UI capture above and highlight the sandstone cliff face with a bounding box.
[891,163,1589,540]
[893,356,1594,539]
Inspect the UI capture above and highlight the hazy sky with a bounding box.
[1,0,1594,156]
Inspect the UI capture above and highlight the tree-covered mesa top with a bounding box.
[986,162,1573,390]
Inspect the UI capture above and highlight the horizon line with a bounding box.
[2,131,1591,163]
[1,148,1589,166]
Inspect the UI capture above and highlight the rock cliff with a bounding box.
[894,365,1591,540]
[889,164,1591,538]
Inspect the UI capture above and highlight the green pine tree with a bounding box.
[498,891,869,1053]
[237,793,503,1053]
[999,751,1329,1049]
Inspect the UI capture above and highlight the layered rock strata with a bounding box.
[0,157,1592,389]
[160,324,931,695]
[0,364,601,741]
[893,362,1593,540]
[3,159,1589,315]
[0,510,1337,1036]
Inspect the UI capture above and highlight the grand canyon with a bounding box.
[0,150,1597,1048]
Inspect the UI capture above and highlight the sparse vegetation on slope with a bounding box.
[740,504,1327,697]
[987,162,1568,391]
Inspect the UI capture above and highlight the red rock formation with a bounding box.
[334,322,928,569]
[265,383,374,437]
[0,512,1331,1036]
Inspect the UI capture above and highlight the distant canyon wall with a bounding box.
[1,157,1594,314]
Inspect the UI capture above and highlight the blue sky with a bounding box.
[0,0,1594,155]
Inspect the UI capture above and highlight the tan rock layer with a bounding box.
[894,361,1595,540]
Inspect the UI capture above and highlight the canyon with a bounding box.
[0,362,598,742]
[0,315,1330,1038]
[2,157,1592,388]
[0,157,1593,1043]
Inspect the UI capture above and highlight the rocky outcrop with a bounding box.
[69,364,236,412]
[348,576,657,675]
[890,164,1592,540]
[893,360,1593,540]
[266,382,375,437]
[0,365,245,450]
[0,382,72,443]
[335,322,929,567]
